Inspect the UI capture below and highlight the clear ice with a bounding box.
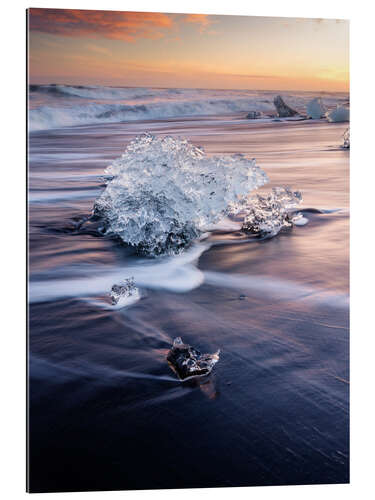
[110,277,139,305]
[94,133,268,255]
[306,98,326,119]
[167,337,220,380]
[241,187,303,237]
[342,127,350,149]
[273,95,298,117]
[326,106,350,123]
[246,111,262,119]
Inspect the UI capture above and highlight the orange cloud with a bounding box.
[184,14,213,32]
[28,8,174,42]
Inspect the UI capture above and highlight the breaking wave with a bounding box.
[92,134,268,255]
[29,84,181,100]
[28,84,349,131]
[28,98,272,131]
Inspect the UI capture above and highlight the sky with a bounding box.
[28,9,349,91]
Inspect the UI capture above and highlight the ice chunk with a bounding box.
[342,127,350,149]
[93,134,268,256]
[326,106,350,122]
[306,98,326,119]
[110,277,140,306]
[273,95,298,117]
[241,187,304,236]
[167,337,220,380]
[246,111,261,119]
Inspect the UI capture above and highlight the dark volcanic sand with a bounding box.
[28,116,349,492]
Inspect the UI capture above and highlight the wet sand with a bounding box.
[28,115,349,492]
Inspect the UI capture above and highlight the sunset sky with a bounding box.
[28,9,349,91]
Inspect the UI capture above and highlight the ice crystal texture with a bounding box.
[110,277,139,305]
[242,187,303,236]
[94,134,268,255]
[167,337,220,380]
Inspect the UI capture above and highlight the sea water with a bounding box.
[28,86,349,492]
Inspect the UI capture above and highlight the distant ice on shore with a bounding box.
[306,98,326,119]
[29,84,349,131]
[342,128,350,149]
[326,105,350,122]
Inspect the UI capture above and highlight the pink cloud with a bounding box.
[29,8,174,42]
[184,14,213,32]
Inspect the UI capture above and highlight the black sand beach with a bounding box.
[28,115,349,492]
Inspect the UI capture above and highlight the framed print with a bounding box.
[27,8,349,493]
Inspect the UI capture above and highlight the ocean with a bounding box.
[28,85,349,492]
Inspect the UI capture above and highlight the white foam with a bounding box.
[203,217,242,232]
[28,242,209,303]
[29,85,349,131]
[81,293,141,311]
[293,216,309,226]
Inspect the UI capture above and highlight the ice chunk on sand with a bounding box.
[273,95,298,117]
[306,98,326,119]
[110,277,140,307]
[326,106,350,123]
[93,134,268,256]
[342,127,350,149]
[167,337,220,380]
[246,111,261,119]
[242,187,304,237]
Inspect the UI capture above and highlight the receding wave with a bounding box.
[28,242,209,303]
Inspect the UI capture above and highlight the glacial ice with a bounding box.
[110,277,140,306]
[94,133,268,256]
[306,98,326,119]
[326,106,350,123]
[342,128,350,149]
[167,337,220,380]
[246,111,262,119]
[273,95,298,117]
[241,187,304,236]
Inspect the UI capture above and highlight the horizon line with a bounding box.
[28,81,350,94]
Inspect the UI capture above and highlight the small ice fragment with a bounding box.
[326,106,350,123]
[167,337,220,380]
[293,215,308,226]
[273,95,298,117]
[241,187,304,236]
[306,98,326,119]
[246,111,261,119]
[342,127,350,149]
[110,277,139,306]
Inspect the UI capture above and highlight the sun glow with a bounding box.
[28,9,349,91]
